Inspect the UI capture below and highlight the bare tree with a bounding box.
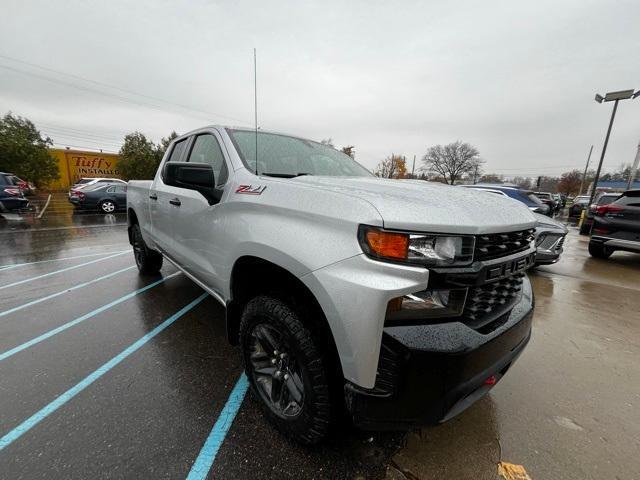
[320,138,334,147]
[421,141,482,185]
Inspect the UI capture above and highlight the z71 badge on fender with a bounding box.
[235,185,267,195]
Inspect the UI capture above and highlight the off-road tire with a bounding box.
[239,295,333,445]
[588,242,613,259]
[131,223,163,274]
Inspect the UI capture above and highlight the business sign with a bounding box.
[46,149,122,190]
[68,153,120,183]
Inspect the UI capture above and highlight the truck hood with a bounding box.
[291,176,537,234]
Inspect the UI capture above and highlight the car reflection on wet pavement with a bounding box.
[1,202,639,479]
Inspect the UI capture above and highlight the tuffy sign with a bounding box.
[46,148,122,190]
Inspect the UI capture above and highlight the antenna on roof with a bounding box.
[254,48,258,175]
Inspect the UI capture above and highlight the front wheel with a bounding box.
[131,224,163,274]
[239,295,334,445]
[588,242,613,259]
[100,200,116,214]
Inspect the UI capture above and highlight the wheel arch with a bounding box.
[227,256,341,374]
[127,207,139,244]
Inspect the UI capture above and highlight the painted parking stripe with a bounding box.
[0,251,128,290]
[0,293,208,452]
[0,272,182,362]
[186,374,249,480]
[0,265,136,318]
[0,250,129,271]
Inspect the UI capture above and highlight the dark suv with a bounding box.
[588,190,640,258]
[0,172,30,214]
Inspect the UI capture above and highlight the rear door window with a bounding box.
[186,134,228,185]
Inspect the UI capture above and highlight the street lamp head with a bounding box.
[603,89,635,102]
[595,93,604,103]
[633,90,640,99]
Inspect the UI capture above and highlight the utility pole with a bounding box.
[473,164,479,184]
[627,140,640,191]
[590,89,638,206]
[578,145,593,195]
[589,100,619,206]
[411,155,416,178]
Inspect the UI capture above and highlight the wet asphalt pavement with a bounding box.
[1,196,639,479]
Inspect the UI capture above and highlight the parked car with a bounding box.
[569,195,590,217]
[69,183,127,213]
[127,126,537,444]
[0,172,30,213]
[5,174,36,196]
[533,213,568,265]
[534,192,558,214]
[579,192,620,235]
[460,184,551,216]
[460,186,567,264]
[559,194,567,208]
[589,189,640,258]
[68,177,126,197]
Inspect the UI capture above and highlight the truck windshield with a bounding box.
[227,129,373,178]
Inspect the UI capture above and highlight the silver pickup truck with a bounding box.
[127,126,537,444]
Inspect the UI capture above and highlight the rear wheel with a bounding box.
[588,242,613,259]
[100,200,116,214]
[579,221,591,235]
[131,224,163,274]
[239,295,334,445]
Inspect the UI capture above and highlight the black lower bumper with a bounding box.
[345,292,533,430]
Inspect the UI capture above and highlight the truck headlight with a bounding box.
[385,288,467,324]
[358,225,474,266]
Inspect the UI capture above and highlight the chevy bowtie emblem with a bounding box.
[236,185,267,195]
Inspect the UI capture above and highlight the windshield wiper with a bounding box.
[260,172,312,178]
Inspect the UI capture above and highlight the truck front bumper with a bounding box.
[345,276,533,430]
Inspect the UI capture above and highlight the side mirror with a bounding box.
[164,162,220,204]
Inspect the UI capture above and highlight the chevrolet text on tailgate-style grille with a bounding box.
[474,229,535,261]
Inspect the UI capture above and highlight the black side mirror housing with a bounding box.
[164,162,221,204]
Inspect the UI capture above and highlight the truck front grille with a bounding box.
[474,229,535,261]
[462,273,525,330]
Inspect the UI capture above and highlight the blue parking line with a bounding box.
[0,265,136,318]
[0,251,129,290]
[186,373,249,480]
[0,250,129,271]
[0,272,182,362]
[0,293,208,452]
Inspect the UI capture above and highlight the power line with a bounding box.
[49,142,120,153]
[39,127,124,145]
[0,57,252,125]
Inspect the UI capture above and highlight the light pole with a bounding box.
[578,145,593,196]
[589,89,639,207]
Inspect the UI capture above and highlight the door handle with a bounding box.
[149,193,158,200]
[169,198,181,206]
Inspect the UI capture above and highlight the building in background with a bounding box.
[46,148,121,190]
[588,180,640,194]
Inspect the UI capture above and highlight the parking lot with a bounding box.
[1,202,639,479]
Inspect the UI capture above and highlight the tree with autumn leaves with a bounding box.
[374,154,408,178]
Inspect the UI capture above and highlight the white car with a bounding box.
[69,177,126,196]
[127,126,537,444]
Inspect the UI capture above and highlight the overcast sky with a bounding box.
[1,0,638,176]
